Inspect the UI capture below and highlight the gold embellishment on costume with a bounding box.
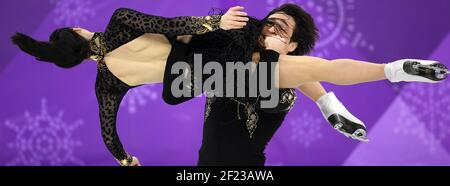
[116,153,133,166]
[204,92,216,122]
[89,33,107,66]
[226,90,297,138]
[229,97,260,139]
[237,102,241,120]
[244,104,259,138]
[281,89,297,111]
[194,15,221,35]
[120,159,130,166]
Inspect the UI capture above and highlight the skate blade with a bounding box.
[414,64,450,74]
[349,128,369,142]
[339,130,370,142]
[335,124,369,143]
[416,64,450,74]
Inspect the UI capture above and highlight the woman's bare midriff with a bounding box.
[103,33,172,86]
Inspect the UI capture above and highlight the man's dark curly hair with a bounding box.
[263,3,319,55]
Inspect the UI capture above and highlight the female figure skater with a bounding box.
[11,7,237,166]
[11,6,448,166]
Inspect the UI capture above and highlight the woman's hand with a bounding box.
[220,6,249,30]
[130,156,141,166]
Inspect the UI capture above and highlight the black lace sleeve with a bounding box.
[102,8,222,51]
[95,67,131,164]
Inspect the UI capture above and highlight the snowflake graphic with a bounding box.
[289,110,324,148]
[393,81,450,153]
[267,0,375,57]
[121,85,159,114]
[4,98,84,166]
[51,0,96,26]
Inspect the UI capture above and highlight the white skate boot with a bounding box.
[385,59,449,83]
[316,92,369,142]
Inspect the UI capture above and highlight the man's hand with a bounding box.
[220,6,249,30]
[264,35,289,54]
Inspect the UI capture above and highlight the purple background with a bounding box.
[1,0,449,166]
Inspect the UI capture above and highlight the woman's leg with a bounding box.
[276,55,447,88]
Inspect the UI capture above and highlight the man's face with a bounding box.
[259,12,296,48]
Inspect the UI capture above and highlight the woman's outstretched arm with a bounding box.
[109,8,222,36]
[102,7,249,50]
[95,76,140,166]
